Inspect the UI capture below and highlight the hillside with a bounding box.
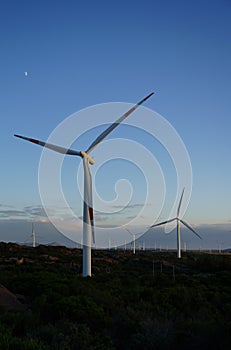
[0,242,231,349]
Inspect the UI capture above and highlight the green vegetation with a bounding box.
[0,242,231,349]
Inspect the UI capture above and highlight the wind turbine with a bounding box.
[151,189,202,258]
[24,221,37,247]
[125,228,143,254]
[32,222,36,248]
[216,240,224,253]
[14,92,154,276]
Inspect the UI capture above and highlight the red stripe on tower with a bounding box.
[88,207,94,221]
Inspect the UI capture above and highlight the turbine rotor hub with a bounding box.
[81,151,95,165]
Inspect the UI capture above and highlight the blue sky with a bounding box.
[0,0,231,249]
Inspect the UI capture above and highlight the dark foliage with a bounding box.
[0,242,231,349]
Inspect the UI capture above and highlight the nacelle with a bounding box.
[80,151,95,165]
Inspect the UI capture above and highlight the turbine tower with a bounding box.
[32,222,36,248]
[125,228,143,254]
[151,189,202,258]
[15,92,154,276]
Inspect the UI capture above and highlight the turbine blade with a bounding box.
[151,218,176,228]
[125,228,143,237]
[125,228,133,236]
[177,188,185,217]
[180,219,202,239]
[86,92,154,154]
[14,134,82,156]
[83,157,95,244]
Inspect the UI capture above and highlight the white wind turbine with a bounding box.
[125,228,143,254]
[15,92,154,276]
[151,189,202,258]
[24,222,37,247]
[32,222,36,248]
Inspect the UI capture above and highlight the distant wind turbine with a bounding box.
[15,92,154,276]
[32,222,36,248]
[183,241,187,252]
[151,189,202,258]
[125,228,143,254]
[24,222,38,247]
[216,240,224,253]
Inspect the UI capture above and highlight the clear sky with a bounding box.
[0,0,231,249]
